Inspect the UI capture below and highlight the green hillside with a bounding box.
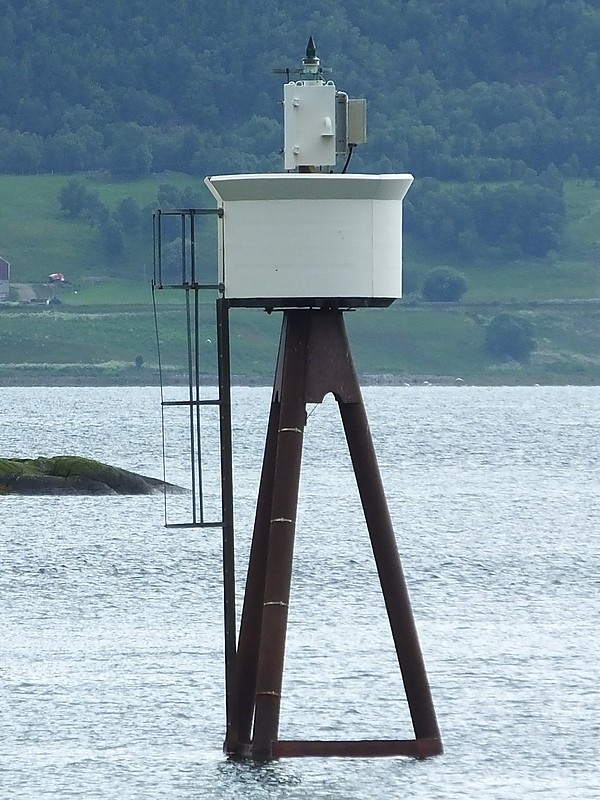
[0,174,598,386]
[1,1,599,385]
[2,0,600,183]
[0,173,209,283]
[2,172,599,297]
[1,291,598,386]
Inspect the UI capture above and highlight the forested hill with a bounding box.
[1,0,598,182]
[1,0,599,264]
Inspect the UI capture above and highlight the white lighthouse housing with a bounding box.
[202,38,413,309]
[205,172,413,308]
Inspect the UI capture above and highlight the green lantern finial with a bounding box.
[305,35,317,62]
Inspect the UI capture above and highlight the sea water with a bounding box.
[1,385,599,799]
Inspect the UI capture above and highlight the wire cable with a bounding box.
[341,143,355,174]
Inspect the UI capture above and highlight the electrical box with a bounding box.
[205,173,413,308]
[284,83,337,170]
[348,99,367,145]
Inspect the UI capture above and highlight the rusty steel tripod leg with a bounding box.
[338,396,442,749]
[250,311,309,760]
[229,309,295,755]
[305,310,441,752]
[227,396,281,755]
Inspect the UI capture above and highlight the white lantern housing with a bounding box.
[204,172,413,308]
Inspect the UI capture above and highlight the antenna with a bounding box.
[273,37,332,84]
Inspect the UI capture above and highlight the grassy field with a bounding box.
[0,172,211,283]
[0,173,599,385]
[1,295,598,385]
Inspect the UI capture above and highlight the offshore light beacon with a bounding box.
[152,37,442,761]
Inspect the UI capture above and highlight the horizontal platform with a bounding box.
[227,296,395,310]
[206,172,413,201]
[270,737,443,759]
[164,521,223,529]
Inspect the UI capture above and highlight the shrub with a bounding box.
[422,267,468,302]
[100,219,125,258]
[58,179,90,217]
[485,313,535,362]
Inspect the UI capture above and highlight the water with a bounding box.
[1,385,599,799]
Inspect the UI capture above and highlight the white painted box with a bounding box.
[283,83,337,170]
[204,173,413,308]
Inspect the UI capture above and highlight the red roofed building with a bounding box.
[0,256,10,300]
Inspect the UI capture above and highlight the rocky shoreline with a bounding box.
[0,456,186,496]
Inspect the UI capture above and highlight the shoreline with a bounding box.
[0,371,597,388]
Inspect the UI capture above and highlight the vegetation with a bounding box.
[422,267,468,302]
[2,1,600,181]
[485,313,536,362]
[0,0,598,263]
[0,1,599,384]
[405,176,566,261]
[0,172,598,385]
[0,289,599,386]
[0,173,214,284]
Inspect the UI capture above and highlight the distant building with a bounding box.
[0,256,10,300]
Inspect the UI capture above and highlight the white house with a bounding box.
[0,256,10,300]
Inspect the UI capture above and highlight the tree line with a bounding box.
[57,168,566,271]
[1,0,599,181]
[404,171,566,259]
[1,0,595,261]
[57,179,208,268]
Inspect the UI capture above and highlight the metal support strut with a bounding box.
[227,308,442,760]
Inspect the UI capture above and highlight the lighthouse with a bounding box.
[205,38,413,310]
[152,38,441,762]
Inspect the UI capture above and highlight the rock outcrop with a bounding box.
[0,456,185,496]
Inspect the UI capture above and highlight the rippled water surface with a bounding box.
[1,385,599,799]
